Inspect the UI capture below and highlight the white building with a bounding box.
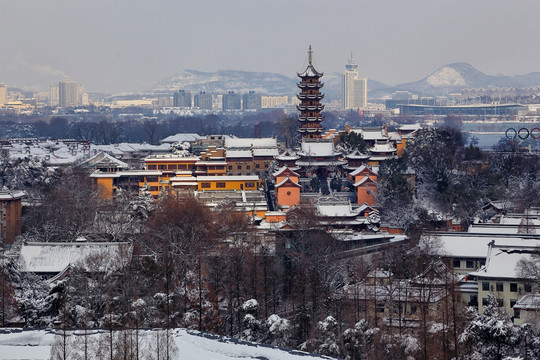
[0,84,7,105]
[341,55,367,109]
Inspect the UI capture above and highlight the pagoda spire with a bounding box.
[308,45,313,65]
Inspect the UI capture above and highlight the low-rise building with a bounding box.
[0,191,25,247]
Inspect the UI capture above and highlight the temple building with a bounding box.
[274,46,347,208]
[297,45,325,139]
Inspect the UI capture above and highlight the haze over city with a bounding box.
[2,0,540,93]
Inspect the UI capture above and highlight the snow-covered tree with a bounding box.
[301,316,341,357]
[380,333,420,360]
[266,314,292,347]
[460,293,520,360]
[342,319,379,360]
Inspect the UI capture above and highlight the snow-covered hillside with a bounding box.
[0,328,334,360]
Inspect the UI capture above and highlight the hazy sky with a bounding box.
[2,0,540,93]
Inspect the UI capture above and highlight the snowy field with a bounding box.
[0,328,333,360]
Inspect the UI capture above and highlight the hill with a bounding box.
[391,62,540,96]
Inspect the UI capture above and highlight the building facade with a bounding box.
[0,84,7,106]
[194,91,213,110]
[0,191,25,247]
[59,79,80,107]
[242,91,261,110]
[173,90,192,108]
[222,91,242,111]
[341,55,367,109]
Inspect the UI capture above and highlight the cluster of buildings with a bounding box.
[4,48,539,333]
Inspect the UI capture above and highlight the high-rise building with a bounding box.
[194,91,213,110]
[242,91,261,110]
[222,91,242,111]
[59,79,80,107]
[0,84,7,106]
[173,90,192,107]
[49,83,59,106]
[341,55,367,109]
[297,45,325,139]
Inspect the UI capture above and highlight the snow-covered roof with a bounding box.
[369,142,397,153]
[78,152,129,169]
[224,138,277,149]
[298,63,323,78]
[276,150,299,161]
[499,216,540,226]
[145,155,199,162]
[295,159,347,167]
[275,177,301,188]
[273,166,300,178]
[399,124,422,131]
[346,149,370,159]
[226,150,253,158]
[350,128,387,141]
[514,294,540,310]
[468,244,537,280]
[160,133,203,144]
[430,232,540,259]
[252,148,279,157]
[0,191,26,200]
[170,176,197,182]
[195,161,228,165]
[317,202,359,218]
[19,242,132,274]
[299,140,337,157]
[350,165,377,177]
[469,223,540,234]
[353,176,376,187]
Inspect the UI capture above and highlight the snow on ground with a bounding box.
[0,328,334,360]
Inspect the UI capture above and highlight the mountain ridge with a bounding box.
[150,64,540,99]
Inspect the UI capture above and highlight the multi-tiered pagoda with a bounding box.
[297,45,324,139]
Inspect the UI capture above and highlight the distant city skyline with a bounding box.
[1,0,539,93]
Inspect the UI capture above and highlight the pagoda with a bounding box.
[297,45,324,139]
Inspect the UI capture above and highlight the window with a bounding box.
[525,283,532,293]
[510,283,518,292]
[159,165,166,170]
[228,166,232,170]
[497,298,504,307]
[245,182,255,188]
[146,176,158,182]
[496,283,503,292]
[453,259,460,268]
[148,165,157,170]
[201,183,211,189]
[168,164,177,170]
[410,305,417,314]
[514,309,521,319]
[255,163,260,169]
[246,165,251,170]
[466,260,475,269]
[216,182,226,188]
[482,282,490,291]
[237,165,242,170]
[510,299,517,308]
[482,298,488,306]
